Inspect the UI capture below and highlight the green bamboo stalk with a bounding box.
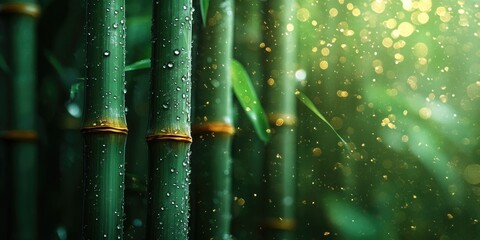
[190,0,235,238]
[261,0,297,239]
[145,1,193,239]
[82,0,127,239]
[0,1,39,239]
[231,0,264,239]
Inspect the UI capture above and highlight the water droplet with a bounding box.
[173,49,181,55]
[167,62,174,68]
[113,23,118,29]
[103,50,110,57]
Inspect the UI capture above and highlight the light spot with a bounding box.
[418,107,432,119]
[296,8,310,22]
[319,60,329,70]
[398,22,415,37]
[464,164,480,184]
[286,23,295,32]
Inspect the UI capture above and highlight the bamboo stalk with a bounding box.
[190,0,235,238]
[231,0,264,239]
[0,1,39,239]
[145,1,193,239]
[82,0,127,239]
[261,0,297,239]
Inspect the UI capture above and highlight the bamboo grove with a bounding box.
[1,0,480,239]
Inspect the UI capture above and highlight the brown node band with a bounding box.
[0,3,41,18]
[268,113,297,127]
[262,218,296,231]
[81,126,128,135]
[146,133,192,143]
[192,122,235,136]
[0,130,38,141]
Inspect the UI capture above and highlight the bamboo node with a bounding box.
[268,113,297,126]
[146,133,192,143]
[262,218,296,230]
[192,122,235,136]
[81,126,128,134]
[0,3,41,18]
[0,130,38,141]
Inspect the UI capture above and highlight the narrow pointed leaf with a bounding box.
[295,91,351,152]
[231,59,270,142]
[200,0,209,27]
[125,59,150,72]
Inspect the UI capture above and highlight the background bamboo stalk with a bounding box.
[231,0,264,239]
[82,0,127,239]
[261,0,297,239]
[190,0,235,238]
[0,1,39,239]
[146,1,193,239]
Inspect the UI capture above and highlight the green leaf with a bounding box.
[231,59,270,142]
[125,59,151,72]
[44,50,67,79]
[69,80,83,101]
[295,91,351,152]
[200,0,209,27]
[324,196,379,239]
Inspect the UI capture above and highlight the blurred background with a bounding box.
[1,0,480,239]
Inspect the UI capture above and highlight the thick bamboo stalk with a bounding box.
[190,0,235,238]
[0,1,39,239]
[82,0,127,239]
[145,1,193,239]
[231,0,264,239]
[261,0,297,239]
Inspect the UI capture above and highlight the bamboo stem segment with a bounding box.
[82,0,128,239]
[0,0,39,238]
[262,0,297,239]
[190,0,235,238]
[146,1,193,239]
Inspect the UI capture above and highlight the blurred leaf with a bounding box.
[69,80,83,101]
[125,59,150,72]
[324,196,378,239]
[200,0,209,27]
[44,50,67,79]
[296,91,351,152]
[231,59,270,142]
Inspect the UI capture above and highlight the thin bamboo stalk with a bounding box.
[190,0,235,238]
[261,0,297,239]
[145,1,193,239]
[82,0,127,239]
[231,0,264,239]
[0,1,39,239]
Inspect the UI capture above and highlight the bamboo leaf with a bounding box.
[200,0,209,27]
[231,59,270,142]
[125,58,150,72]
[69,81,82,100]
[295,90,351,152]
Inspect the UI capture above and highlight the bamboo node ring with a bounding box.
[146,133,192,143]
[262,218,296,230]
[0,130,38,141]
[81,126,128,135]
[0,3,41,18]
[192,122,235,136]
